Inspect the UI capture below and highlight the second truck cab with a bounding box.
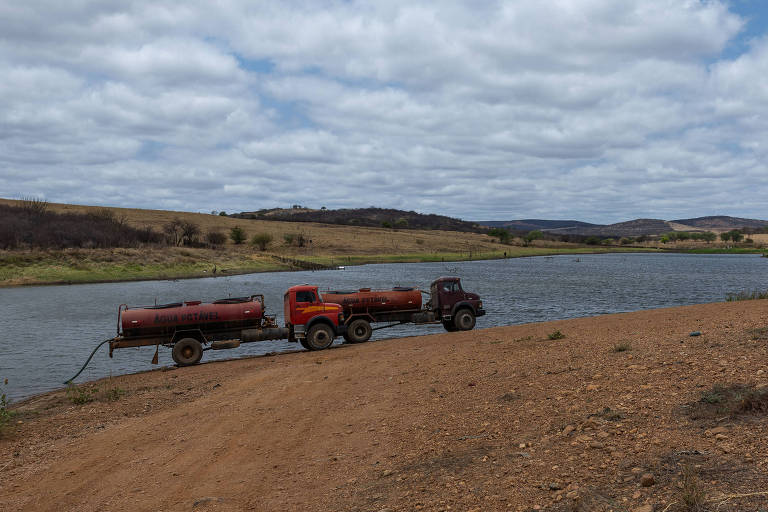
[283,285,346,350]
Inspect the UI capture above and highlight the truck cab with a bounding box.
[429,277,485,331]
[283,285,346,350]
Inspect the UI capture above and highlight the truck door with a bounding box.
[437,280,463,316]
[293,289,318,327]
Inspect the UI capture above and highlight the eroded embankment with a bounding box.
[1,301,768,511]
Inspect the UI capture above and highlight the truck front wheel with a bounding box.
[346,319,372,343]
[305,324,334,350]
[453,309,476,331]
[172,338,203,366]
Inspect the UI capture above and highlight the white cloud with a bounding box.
[0,0,765,222]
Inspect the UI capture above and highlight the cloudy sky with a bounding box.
[1,1,766,223]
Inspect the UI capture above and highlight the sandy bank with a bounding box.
[1,301,767,511]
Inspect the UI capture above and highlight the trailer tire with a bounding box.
[305,324,334,351]
[299,338,311,350]
[453,309,476,331]
[172,338,203,366]
[346,319,372,343]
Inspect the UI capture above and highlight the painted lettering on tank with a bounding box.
[154,314,179,323]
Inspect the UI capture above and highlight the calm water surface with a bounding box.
[1,253,766,402]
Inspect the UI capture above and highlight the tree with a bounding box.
[701,231,716,243]
[180,221,200,246]
[163,218,184,246]
[229,226,246,244]
[729,230,744,242]
[218,211,227,216]
[394,218,409,229]
[488,228,511,244]
[523,230,543,246]
[251,232,273,251]
[381,221,392,229]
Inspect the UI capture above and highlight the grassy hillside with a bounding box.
[0,198,663,286]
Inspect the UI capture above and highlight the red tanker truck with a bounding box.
[323,276,484,343]
[108,277,483,366]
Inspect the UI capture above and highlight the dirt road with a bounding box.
[2,301,768,511]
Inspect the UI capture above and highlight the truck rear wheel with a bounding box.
[442,320,458,332]
[453,309,476,331]
[346,319,372,343]
[305,324,334,351]
[172,338,203,366]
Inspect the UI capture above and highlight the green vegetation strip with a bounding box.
[1,246,660,287]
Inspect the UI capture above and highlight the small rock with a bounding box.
[562,425,575,435]
[633,505,653,512]
[715,433,728,441]
[640,473,655,487]
[549,482,563,490]
[709,426,729,435]
[690,331,702,336]
[566,491,579,499]
[586,384,600,391]
[589,441,605,449]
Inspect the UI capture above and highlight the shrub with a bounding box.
[381,221,392,229]
[102,386,126,402]
[394,218,409,229]
[547,330,565,340]
[250,232,273,251]
[218,211,227,216]
[726,289,768,301]
[206,230,227,246]
[677,465,706,511]
[690,383,768,418]
[0,203,162,250]
[229,226,246,245]
[585,236,601,245]
[0,378,12,437]
[612,342,631,352]
[66,383,94,405]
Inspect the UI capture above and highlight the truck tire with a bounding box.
[442,320,458,332]
[453,309,476,331]
[305,324,334,351]
[346,319,372,343]
[299,338,311,350]
[172,338,203,366]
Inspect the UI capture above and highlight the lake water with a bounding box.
[1,253,766,402]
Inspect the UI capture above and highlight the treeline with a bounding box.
[232,207,484,232]
[0,202,161,250]
[487,226,754,246]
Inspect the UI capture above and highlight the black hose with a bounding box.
[64,338,115,384]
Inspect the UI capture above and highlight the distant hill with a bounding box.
[478,219,599,231]
[671,216,768,230]
[548,219,671,237]
[232,207,484,232]
[478,216,768,237]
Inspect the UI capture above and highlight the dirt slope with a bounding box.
[2,301,768,511]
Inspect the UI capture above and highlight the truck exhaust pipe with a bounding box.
[241,327,290,343]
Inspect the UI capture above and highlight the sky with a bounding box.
[1,1,767,223]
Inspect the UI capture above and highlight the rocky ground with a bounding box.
[1,301,768,511]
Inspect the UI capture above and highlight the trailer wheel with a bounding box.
[346,319,372,343]
[172,338,203,366]
[305,324,334,351]
[453,309,476,331]
[442,320,458,332]
[299,338,311,350]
